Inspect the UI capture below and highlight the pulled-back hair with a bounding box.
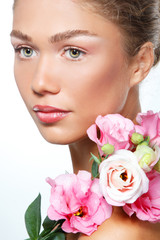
[13,0,160,66]
[77,0,160,66]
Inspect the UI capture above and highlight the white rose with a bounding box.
[99,150,149,206]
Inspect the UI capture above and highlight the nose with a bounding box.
[31,55,61,96]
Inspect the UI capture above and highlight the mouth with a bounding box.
[33,105,70,124]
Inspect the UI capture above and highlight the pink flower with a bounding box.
[87,114,135,154]
[99,150,149,206]
[123,170,160,222]
[46,171,112,236]
[135,111,160,147]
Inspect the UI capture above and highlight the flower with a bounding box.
[123,170,160,222]
[24,111,160,240]
[134,145,160,172]
[99,150,149,206]
[131,132,144,145]
[47,171,112,236]
[135,111,160,147]
[101,144,115,155]
[87,114,135,155]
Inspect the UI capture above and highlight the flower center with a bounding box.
[120,171,128,181]
[74,206,88,217]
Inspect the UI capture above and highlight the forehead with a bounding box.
[12,0,124,55]
[13,0,87,27]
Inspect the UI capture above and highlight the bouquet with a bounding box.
[24,111,160,240]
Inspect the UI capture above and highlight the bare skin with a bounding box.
[67,207,160,240]
[11,0,159,239]
[69,85,142,174]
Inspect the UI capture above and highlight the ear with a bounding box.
[129,42,154,87]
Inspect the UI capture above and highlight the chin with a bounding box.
[36,125,87,145]
[38,130,70,145]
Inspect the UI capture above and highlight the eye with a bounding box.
[21,48,34,57]
[15,46,37,59]
[69,49,81,58]
[64,47,86,61]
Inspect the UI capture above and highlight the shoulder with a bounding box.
[78,221,137,240]
[78,216,160,240]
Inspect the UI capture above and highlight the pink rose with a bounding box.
[99,150,149,206]
[87,114,135,154]
[123,170,160,222]
[47,171,112,236]
[135,111,160,146]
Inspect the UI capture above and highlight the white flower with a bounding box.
[99,150,149,206]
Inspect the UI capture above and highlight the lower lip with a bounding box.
[35,111,69,124]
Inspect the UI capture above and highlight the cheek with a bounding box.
[63,57,129,118]
[14,60,34,104]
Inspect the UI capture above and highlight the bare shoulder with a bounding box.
[67,208,160,240]
[78,218,160,240]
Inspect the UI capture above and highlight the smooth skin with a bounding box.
[11,0,159,239]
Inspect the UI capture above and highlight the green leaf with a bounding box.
[38,217,58,238]
[42,216,57,231]
[40,218,65,239]
[47,233,65,240]
[41,232,65,240]
[144,136,150,144]
[153,159,160,173]
[92,160,99,178]
[90,153,101,165]
[104,154,109,160]
[25,194,41,240]
[98,152,102,162]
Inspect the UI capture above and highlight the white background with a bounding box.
[0,1,160,240]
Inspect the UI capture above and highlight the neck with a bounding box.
[69,138,97,173]
[69,86,141,173]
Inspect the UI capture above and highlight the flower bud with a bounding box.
[134,145,157,172]
[136,141,149,149]
[139,153,152,168]
[131,133,144,145]
[101,144,114,155]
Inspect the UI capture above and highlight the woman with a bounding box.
[11,0,160,239]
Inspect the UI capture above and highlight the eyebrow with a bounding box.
[10,29,98,43]
[10,30,32,42]
[50,30,98,43]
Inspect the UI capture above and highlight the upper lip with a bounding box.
[33,105,69,113]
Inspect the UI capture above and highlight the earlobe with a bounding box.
[129,42,154,87]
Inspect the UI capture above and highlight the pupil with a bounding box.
[72,50,78,55]
[70,49,79,58]
[25,48,32,56]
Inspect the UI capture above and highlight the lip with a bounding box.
[33,105,70,124]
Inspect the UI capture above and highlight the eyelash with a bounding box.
[14,46,37,60]
[63,47,86,61]
[14,46,86,61]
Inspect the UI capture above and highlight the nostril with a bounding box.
[31,74,61,96]
[32,87,44,96]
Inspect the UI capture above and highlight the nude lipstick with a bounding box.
[33,105,70,124]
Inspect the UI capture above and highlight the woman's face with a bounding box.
[11,0,133,144]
